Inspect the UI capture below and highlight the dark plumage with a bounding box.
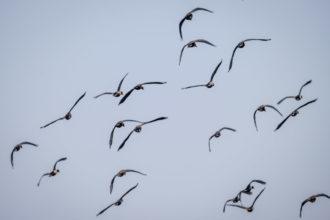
[277,80,312,105]
[40,92,86,128]
[110,169,146,194]
[223,192,242,213]
[96,183,138,217]
[10,141,38,168]
[179,39,215,65]
[300,193,330,217]
[274,98,317,131]
[208,127,236,152]
[179,7,213,40]
[241,179,266,195]
[37,157,67,187]
[94,73,128,99]
[182,59,222,90]
[253,104,282,131]
[109,119,143,148]
[118,82,166,105]
[228,38,271,72]
[227,188,265,212]
[117,117,168,151]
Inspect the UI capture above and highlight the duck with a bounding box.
[300,193,330,217]
[10,141,38,168]
[277,80,312,105]
[110,169,146,194]
[179,39,215,65]
[37,157,67,186]
[94,73,128,98]
[208,127,236,152]
[253,104,282,131]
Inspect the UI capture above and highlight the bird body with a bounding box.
[37,157,67,186]
[300,193,330,217]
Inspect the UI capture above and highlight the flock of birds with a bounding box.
[9,6,328,219]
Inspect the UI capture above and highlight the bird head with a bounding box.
[188,42,196,48]
[186,14,193,20]
[207,82,214,88]
[238,41,245,48]
[135,126,142,132]
[65,113,72,120]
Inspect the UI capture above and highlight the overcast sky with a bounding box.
[1,0,330,220]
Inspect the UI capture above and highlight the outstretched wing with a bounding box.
[179,43,188,65]
[125,169,147,176]
[315,193,330,199]
[298,80,312,96]
[253,109,258,131]
[190,7,214,14]
[118,87,135,105]
[142,116,168,126]
[140,81,167,86]
[117,130,135,151]
[226,204,247,210]
[10,148,16,168]
[251,188,265,208]
[277,96,295,105]
[94,92,113,99]
[117,73,128,91]
[53,157,67,170]
[228,43,241,72]
[68,92,86,113]
[208,135,215,152]
[265,105,283,116]
[179,18,185,40]
[195,39,216,47]
[37,173,49,187]
[109,174,117,194]
[210,59,222,82]
[223,199,233,213]
[40,116,65,129]
[295,99,317,111]
[243,38,271,43]
[300,199,308,217]
[219,127,236,132]
[96,203,115,216]
[181,84,206,89]
[274,113,292,131]
[20,142,38,147]
[119,183,139,200]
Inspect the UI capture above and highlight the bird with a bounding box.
[182,59,222,90]
[179,39,215,65]
[240,179,266,195]
[208,127,236,152]
[110,169,146,194]
[109,119,143,148]
[274,98,317,131]
[118,82,166,105]
[227,188,265,212]
[253,104,282,131]
[94,73,128,99]
[40,92,86,128]
[37,157,67,187]
[277,80,312,105]
[300,193,330,217]
[10,141,38,168]
[223,192,242,213]
[179,7,213,40]
[117,117,168,151]
[96,183,138,217]
[228,38,271,72]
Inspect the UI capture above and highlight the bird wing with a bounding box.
[195,39,216,47]
[123,119,144,123]
[10,148,16,168]
[140,81,167,86]
[178,18,185,40]
[124,169,147,176]
[117,130,135,151]
[226,204,247,210]
[250,179,267,185]
[228,43,240,72]
[243,38,271,42]
[265,105,283,116]
[277,96,295,105]
[20,142,38,147]
[295,98,317,111]
[315,193,330,199]
[251,188,265,208]
[94,92,114,99]
[274,113,292,131]
[118,87,135,105]
[298,80,312,96]
[119,183,139,200]
[253,109,258,131]
[53,157,67,170]
[208,135,215,152]
[109,174,117,194]
[96,203,115,216]
[209,59,222,82]
[68,92,86,113]
[142,116,168,126]
[117,73,128,91]
[190,7,214,14]
[40,116,65,129]
[37,173,49,187]
[223,199,233,213]
[179,43,188,65]
[219,127,236,132]
[109,125,117,148]
[181,84,206,89]
[300,199,308,217]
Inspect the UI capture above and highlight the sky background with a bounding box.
[1,0,330,219]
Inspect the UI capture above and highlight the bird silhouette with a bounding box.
[109,119,143,148]
[208,127,236,152]
[253,104,282,131]
[300,193,330,217]
[179,39,215,65]
[94,73,128,99]
[240,179,266,195]
[227,188,265,212]
[10,141,38,168]
[110,169,146,194]
[37,157,67,187]
[277,80,312,104]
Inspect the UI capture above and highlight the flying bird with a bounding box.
[10,141,38,168]
[109,119,143,148]
[118,82,166,105]
[253,104,282,131]
[110,169,146,194]
[179,7,213,40]
[274,98,317,131]
[179,39,215,65]
[117,117,168,151]
[37,157,67,187]
[40,92,86,128]
[241,179,266,195]
[227,188,265,212]
[96,183,138,217]
[208,127,236,152]
[228,38,271,72]
[300,193,330,217]
[277,80,312,105]
[223,192,242,213]
[182,59,222,90]
[94,73,128,99]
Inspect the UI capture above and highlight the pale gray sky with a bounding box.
[1,0,330,220]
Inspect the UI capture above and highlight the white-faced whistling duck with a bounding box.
[241,179,266,195]
[179,39,215,65]
[182,59,222,90]
[94,73,128,99]
[118,82,166,105]
[109,119,143,148]
[208,127,236,152]
[277,80,312,105]
[40,92,86,129]
[300,193,330,217]
[110,169,146,194]
[96,183,138,217]
[223,191,242,213]
[37,157,67,187]
[253,104,282,131]
[10,141,38,168]
[274,98,317,131]
[179,7,213,40]
[227,188,265,213]
[117,117,168,151]
[228,38,271,72]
